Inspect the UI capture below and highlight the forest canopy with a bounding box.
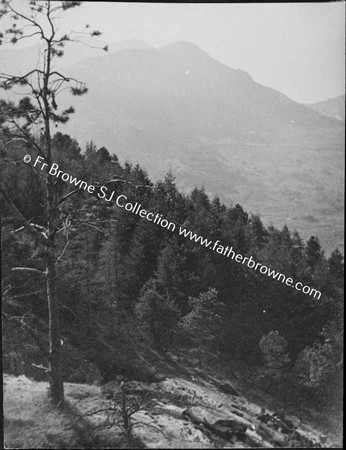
[1,133,343,412]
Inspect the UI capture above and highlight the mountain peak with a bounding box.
[158,41,205,54]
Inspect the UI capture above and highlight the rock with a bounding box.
[258,409,296,435]
[231,404,244,412]
[124,380,147,395]
[132,410,213,448]
[257,421,289,446]
[231,409,244,418]
[291,430,323,448]
[161,440,215,448]
[184,406,251,441]
[151,404,186,421]
[210,419,247,439]
[245,429,274,448]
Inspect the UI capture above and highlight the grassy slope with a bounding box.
[3,374,129,449]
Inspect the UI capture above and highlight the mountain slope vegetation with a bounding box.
[2,137,343,447]
[1,40,344,251]
[56,42,345,252]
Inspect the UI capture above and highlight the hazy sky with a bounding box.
[6,2,346,103]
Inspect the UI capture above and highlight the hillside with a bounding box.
[2,132,344,449]
[305,95,345,122]
[57,41,344,253]
[1,4,344,449]
[1,40,344,252]
[3,351,342,449]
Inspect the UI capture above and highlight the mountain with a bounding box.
[56,41,344,253]
[305,95,345,122]
[1,41,344,252]
[0,38,151,76]
[62,41,342,147]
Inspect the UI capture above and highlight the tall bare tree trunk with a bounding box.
[44,38,64,406]
[45,135,64,405]
[46,249,64,405]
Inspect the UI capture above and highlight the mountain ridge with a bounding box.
[1,40,344,252]
[58,41,345,253]
[304,94,345,121]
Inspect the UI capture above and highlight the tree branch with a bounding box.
[59,301,82,323]
[2,311,50,360]
[55,241,69,264]
[47,1,55,40]
[85,407,117,417]
[12,267,46,275]
[5,2,46,41]
[0,69,45,87]
[3,120,46,158]
[0,186,47,244]
[32,363,50,372]
[77,220,108,235]
[53,188,84,209]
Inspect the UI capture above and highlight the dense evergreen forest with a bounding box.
[1,133,343,417]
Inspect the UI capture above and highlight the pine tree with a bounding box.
[305,236,324,271]
[135,279,179,351]
[246,214,268,254]
[328,249,344,280]
[0,0,107,406]
[180,288,224,366]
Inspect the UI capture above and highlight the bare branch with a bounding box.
[1,30,41,43]
[2,284,12,298]
[12,267,46,275]
[69,38,106,50]
[32,363,50,372]
[77,220,108,235]
[101,179,156,191]
[2,311,50,360]
[85,407,117,417]
[5,2,46,41]
[7,290,42,299]
[55,241,69,264]
[0,69,45,86]
[59,301,83,323]
[3,120,45,158]
[0,186,47,244]
[30,222,48,234]
[53,188,84,209]
[46,1,55,40]
[132,420,168,439]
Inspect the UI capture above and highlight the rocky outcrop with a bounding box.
[183,405,251,439]
[94,374,337,448]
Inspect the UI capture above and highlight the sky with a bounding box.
[4,1,346,103]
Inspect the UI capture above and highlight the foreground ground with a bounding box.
[3,356,342,449]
